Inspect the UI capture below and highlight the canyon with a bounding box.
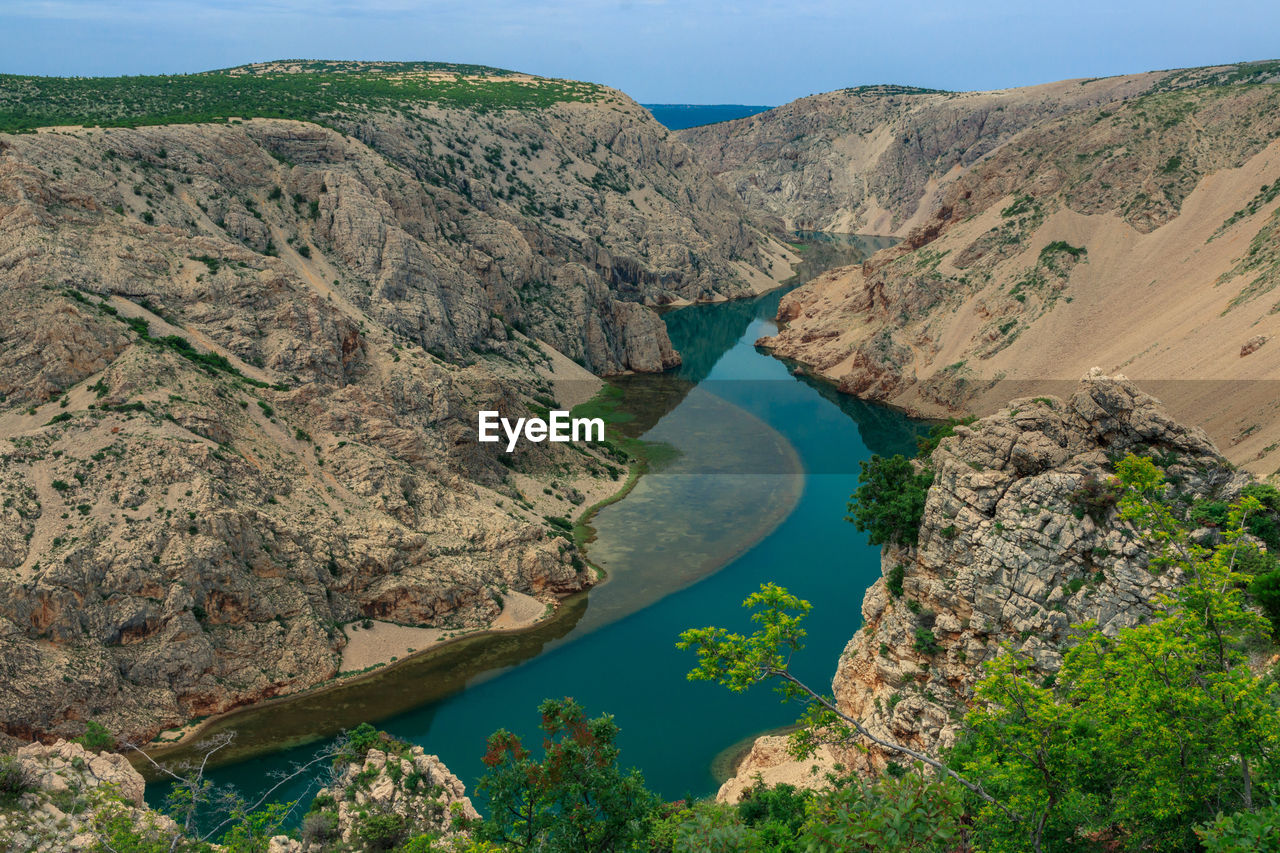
[0,61,791,748]
[4,54,1280,849]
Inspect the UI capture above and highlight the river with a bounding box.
[145,232,927,815]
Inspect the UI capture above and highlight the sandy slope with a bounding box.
[762,132,1280,474]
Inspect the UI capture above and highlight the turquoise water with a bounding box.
[148,236,926,816]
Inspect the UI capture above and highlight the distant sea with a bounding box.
[642,104,772,130]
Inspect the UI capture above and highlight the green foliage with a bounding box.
[886,563,906,598]
[1249,570,1280,635]
[339,721,386,762]
[799,771,964,852]
[75,720,117,751]
[912,627,940,656]
[0,755,31,804]
[1038,240,1087,261]
[649,800,760,852]
[736,781,811,851]
[93,804,196,852]
[1068,472,1122,523]
[0,63,607,133]
[219,800,294,852]
[1242,483,1280,550]
[847,455,934,547]
[1197,802,1280,851]
[678,584,812,698]
[1001,194,1038,218]
[957,455,1280,852]
[355,811,408,850]
[915,416,976,458]
[473,697,657,852]
[1189,499,1231,527]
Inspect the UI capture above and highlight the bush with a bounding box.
[847,455,934,547]
[0,755,31,803]
[357,812,407,850]
[75,720,116,751]
[886,564,906,598]
[1069,473,1122,523]
[737,781,811,850]
[916,416,976,458]
[913,627,940,656]
[1198,803,1280,852]
[1249,570,1280,634]
[342,722,383,760]
[1189,500,1230,528]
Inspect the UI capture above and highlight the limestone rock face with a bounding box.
[715,734,837,805]
[678,75,1163,236]
[831,375,1241,774]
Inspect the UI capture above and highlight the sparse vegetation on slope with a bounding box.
[0,62,606,132]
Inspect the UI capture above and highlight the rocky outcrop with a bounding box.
[715,734,837,805]
[0,740,163,851]
[0,737,478,852]
[752,62,1280,474]
[300,743,478,850]
[832,374,1243,773]
[719,374,1246,792]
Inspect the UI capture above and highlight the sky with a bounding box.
[1,1,1277,104]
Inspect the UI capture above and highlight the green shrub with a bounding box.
[913,627,940,656]
[1249,570,1280,634]
[1189,500,1230,528]
[847,455,934,547]
[1198,803,1280,852]
[0,755,31,803]
[75,720,116,751]
[357,812,407,850]
[737,781,811,849]
[1069,473,1122,523]
[916,416,976,458]
[886,564,906,598]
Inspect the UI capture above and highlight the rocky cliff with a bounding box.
[678,75,1163,236]
[0,63,789,745]
[301,740,479,850]
[720,373,1247,799]
[750,62,1280,475]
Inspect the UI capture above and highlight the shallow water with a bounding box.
[146,233,926,814]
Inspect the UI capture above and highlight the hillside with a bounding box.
[731,62,1280,475]
[0,62,791,744]
[718,374,1253,796]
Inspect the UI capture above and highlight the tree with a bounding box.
[847,455,933,546]
[473,697,657,852]
[115,730,342,853]
[676,584,1000,809]
[957,455,1280,852]
[799,771,964,852]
